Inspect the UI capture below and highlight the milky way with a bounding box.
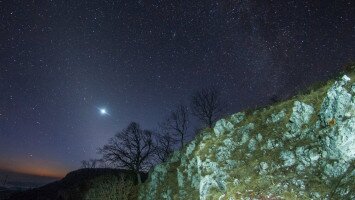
[0,0,354,176]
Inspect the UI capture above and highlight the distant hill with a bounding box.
[0,169,59,190]
[6,168,147,200]
[0,170,60,200]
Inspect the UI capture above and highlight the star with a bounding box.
[99,108,108,115]
[96,106,110,116]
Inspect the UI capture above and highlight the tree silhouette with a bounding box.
[155,131,176,162]
[191,87,225,128]
[99,122,154,184]
[80,159,103,168]
[162,105,189,148]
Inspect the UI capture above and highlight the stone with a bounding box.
[324,160,350,177]
[199,175,218,200]
[223,138,237,150]
[320,76,352,126]
[280,151,296,167]
[320,79,355,161]
[185,141,196,157]
[145,163,168,200]
[289,101,314,128]
[335,118,355,161]
[224,160,237,170]
[352,83,355,93]
[263,139,283,150]
[291,179,305,190]
[230,112,245,124]
[214,119,234,136]
[233,179,240,186]
[295,147,320,167]
[341,75,351,84]
[161,189,172,200]
[216,146,231,161]
[238,123,254,145]
[266,109,286,124]
[248,138,257,152]
[259,162,269,175]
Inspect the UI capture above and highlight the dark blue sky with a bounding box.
[0,0,354,177]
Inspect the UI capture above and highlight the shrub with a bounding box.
[84,174,137,200]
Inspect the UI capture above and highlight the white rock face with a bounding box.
[199,175,218,200]
[324,160,350,177]
[336,118,355,161]
[230,112,245,124]
[319,75,355,163]
[280,150,296,167]
[214,119,234,136]
[342,75,351,82]
[289,101,314,128]
[223,138,237,150]
[142,163,169,200]
[238,123,254,145]
[295,147,320,172]
[266,109,286,123]
[320,75,352,126]
[248,138,257,152]
[185,141,196,157]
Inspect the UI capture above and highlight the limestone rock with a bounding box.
[266,109,286,124]
[214,119,234,136]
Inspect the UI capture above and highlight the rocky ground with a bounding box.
[139,71,355,200]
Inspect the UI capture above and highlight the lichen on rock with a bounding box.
[280,150,296,167]
[286,101,314,138]
[320,75,352,127]
[214,119,234,136]
[266,109,286,124]
[230,112,245,124]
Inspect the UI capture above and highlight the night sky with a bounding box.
[0,0,354,178]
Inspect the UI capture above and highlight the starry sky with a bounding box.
[0,0,354,178]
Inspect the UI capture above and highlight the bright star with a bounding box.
[99,108,107,115]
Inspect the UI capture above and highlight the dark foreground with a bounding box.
[2,168,147,200]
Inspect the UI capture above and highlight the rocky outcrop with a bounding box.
[139,73,355,200]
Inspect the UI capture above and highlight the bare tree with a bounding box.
[1,175,8,187]
[162,105,189,148]
[98,122,154,184]
[80,159,102,169]
[155,131,176,162]
[191,87,225,128]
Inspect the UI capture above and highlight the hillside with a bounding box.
[139,71,355,199]
[7,168,147,200]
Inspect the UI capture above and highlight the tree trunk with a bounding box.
[137,172,142,185]
[181,134,184,149]
[208,118,213,128]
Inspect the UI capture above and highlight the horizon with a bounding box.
[0,167,65,179]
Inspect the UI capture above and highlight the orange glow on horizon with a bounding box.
[0,158,70,178]
[3,165,67,178]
